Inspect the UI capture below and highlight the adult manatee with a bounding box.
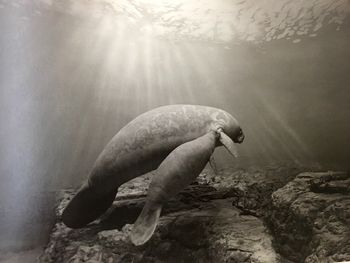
[62,104,244,228]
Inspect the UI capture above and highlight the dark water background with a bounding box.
[0,0,349,250]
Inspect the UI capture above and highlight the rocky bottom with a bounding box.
[39,165,350,263]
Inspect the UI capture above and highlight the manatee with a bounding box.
[130,131,219,245]
[62,104,244,229]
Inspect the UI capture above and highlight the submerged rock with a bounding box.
[40,166,296,263]
[40,165,350,262]
[267,171,350,262]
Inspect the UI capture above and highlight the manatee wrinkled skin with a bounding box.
[62,104,244,228]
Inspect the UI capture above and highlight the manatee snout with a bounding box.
[233,128,245,144]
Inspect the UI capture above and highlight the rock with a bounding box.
[266,171,350,262]
[205,164,308,217]
[40,197,282,262]
[40,166,299,263]
[42,165,346,263]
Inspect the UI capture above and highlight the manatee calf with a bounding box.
[130,131,219,245]
[62,105,244,229]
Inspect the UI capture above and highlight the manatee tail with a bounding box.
[62,183,117,228]
[130,202,162,246]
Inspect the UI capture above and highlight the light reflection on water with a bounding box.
[0,0,349,250]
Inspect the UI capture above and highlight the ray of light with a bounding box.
[169,43,197,103]
[251,87,316,164]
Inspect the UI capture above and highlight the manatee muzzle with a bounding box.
[235,133,244,144]
[233,128,244,144]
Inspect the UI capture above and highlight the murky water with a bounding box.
[0,0,349,250]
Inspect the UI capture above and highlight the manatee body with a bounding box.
[62,105,244,228]
[130,131,219,246]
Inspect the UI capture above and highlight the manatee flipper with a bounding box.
[62,183,118,228]
[219,131,238,157]
[130,202,162,246]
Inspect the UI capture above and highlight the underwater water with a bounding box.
[0,0,349,252]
